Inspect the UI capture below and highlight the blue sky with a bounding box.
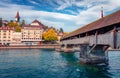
[0,0,120,32]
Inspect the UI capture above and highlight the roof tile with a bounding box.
[64,10,120,38]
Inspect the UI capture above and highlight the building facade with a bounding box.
[11,32,22,45]
[21,20,46,45]
[0,26,14,45]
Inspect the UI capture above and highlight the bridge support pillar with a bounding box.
[80,44,109,65]
[112,27,117,49]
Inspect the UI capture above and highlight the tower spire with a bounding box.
[15,11,20,22]
[101,7,104,18]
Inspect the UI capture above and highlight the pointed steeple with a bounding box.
[15,11,20,22]
[101,7,104,18]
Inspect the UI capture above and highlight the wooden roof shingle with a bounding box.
[63,10,120,39]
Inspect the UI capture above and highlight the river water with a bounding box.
[0,49,120,78]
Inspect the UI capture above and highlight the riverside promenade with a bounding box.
[0,44,60,49]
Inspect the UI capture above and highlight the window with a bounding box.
[3,30,6,32]
[3,33,6,35]
[3,36,6,38]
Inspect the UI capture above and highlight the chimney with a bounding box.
[101,7,104,18]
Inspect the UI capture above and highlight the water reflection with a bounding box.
[65,64,112,78]
[79,65,112,78]
[0,49,119,78]
[59,52,112,78]
[0,49,41,57]
[60,52,79,62]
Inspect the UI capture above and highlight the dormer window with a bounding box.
[30,22,39,26]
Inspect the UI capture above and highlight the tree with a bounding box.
[15,26,21,32]
[60,28,64,33]
[20,20,25,26]
[8,21,21,32]
[43,28,58,41]
[8,21,18,27]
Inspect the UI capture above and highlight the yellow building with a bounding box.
[21,20,47,45]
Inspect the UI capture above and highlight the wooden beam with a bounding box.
[113,26,117,49]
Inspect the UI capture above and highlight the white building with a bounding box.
[0,19,48,46]
[21,20,47,45]
[11,32,22,45]
[0,26,14,45]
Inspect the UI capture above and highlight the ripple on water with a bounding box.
[0,49,119,78]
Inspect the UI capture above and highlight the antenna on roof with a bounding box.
[101,7,104,18]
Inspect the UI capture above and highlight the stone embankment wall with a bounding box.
[0,44,60,49]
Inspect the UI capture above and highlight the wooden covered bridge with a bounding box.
[60,10,120,64]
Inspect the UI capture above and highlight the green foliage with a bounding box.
[10,20,13,22]
[43,28,58,41]
[20,20,25,26]
[60,28,64,33]
[15,26,21,32]
[8,21,21,32]
[8,21,18,27]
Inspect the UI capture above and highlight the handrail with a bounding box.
[61,32,120,48]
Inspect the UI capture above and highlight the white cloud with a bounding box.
[72,0,120,26]
[0,0,120,32]
[28,0,40,5]
[0,1,76,32]
[0,1,75,20]
[56,0,108,10]
[40,19,64,28]
[56,0,76,10]
[19,10,76,22]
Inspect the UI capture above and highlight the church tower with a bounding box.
[15,11,20,22]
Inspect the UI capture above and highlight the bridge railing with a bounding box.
[97,32,113,45]
[117,31,120,48]
[89,35,96,45]
[61,32,120,48]
[61,37,90,45]
[61,35,96,45]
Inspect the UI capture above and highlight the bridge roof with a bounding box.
[63,10,120,39]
